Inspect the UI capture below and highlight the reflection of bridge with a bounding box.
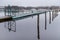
[0,9,59,39]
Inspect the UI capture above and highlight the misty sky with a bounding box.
[0,0,60,6]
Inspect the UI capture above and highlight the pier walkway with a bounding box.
[0,9,49,22]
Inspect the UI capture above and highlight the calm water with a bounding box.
[0,11,60,40]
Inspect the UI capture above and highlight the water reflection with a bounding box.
[37,14,40,39]
[4,11,41,39]
[4,10,50,40]
[52,10,58,21]
[45,12,47,30]
[4,20,16,32]
[0,9,59,40]
[49,11,52,24]
[4,12,41,40]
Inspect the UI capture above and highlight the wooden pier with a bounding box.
[0,9,58,23]
[0,8,59,39]
[0,9,49,23]
[0,16,12,23]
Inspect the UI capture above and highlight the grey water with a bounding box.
[0,11,60,40]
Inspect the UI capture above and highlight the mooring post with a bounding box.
[52,10,54,21]
[49,11,51,24]
[37,14,40,39]
[45,12,47,30]
[4,8,6,16]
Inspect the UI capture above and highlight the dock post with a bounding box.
[52,10,55,21]
[49,11,51,24]
[37,14,40,39]
[45,12,47,30]
[4,8,6,16]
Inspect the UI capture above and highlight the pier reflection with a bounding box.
[4,20,16,32]
[4,8,17,32]
[45,12,47,30]
[37,14,40,39]
[4,10,41,40]
[52,10,58,21]
[49,11,52,24]
[4,10,48,39]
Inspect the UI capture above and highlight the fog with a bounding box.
[0,0,60,6]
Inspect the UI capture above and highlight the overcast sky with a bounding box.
[0,0,60,6]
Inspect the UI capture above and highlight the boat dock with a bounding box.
[0,9,49,23]
[0,9,59,23]
[0,16,12,23]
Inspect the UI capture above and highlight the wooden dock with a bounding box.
[0,9,49,23]
[12,10,49,20]
[0,16,12,23]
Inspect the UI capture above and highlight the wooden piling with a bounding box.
[37,14,40,39]
[45,12,47,30]
[49,11,51,24]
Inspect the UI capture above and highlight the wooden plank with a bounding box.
[0,16,12,23]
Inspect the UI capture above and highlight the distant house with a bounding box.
[49,6,59,10]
